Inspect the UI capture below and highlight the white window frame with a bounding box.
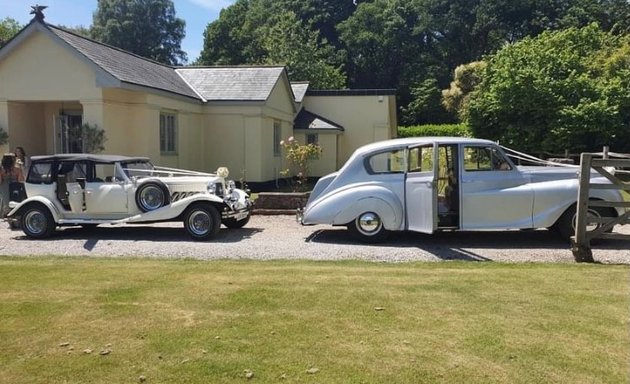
[160,112,178,155]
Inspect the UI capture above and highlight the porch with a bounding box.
[0,100,85,155]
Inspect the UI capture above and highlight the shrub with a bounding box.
[67,123,107,153]
[398,124,471,138]
[279,136,322,192]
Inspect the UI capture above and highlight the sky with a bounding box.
[0,0,236,62]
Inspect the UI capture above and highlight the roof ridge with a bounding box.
[177,65,286,70]
[46,23,177,69]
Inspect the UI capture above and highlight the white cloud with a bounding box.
[186,0,235,12]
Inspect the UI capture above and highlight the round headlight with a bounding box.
[207,182,216,194]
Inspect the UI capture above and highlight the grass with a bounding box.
[0,258,628,383]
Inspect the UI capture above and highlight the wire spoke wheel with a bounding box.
[184,205,220,241]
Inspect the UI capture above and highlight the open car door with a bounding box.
[405,143,438,233]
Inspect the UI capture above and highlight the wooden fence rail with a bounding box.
[571,153,630,262]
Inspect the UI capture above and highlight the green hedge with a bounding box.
[398,124,471,138]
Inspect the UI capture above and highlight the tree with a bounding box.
[441,61,486,119]
[401,79,454,125]
[466,24,630,154]
[57,24,92,38]
[262,11,345,89]
[0,18,22,46]
[198,0,630,125]
[91,0,186,65]
[197,0,266,65]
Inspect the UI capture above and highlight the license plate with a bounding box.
[233,211,248,221]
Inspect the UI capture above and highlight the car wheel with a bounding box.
[554,204,614,241]
[135,181,170,212]
[348,211,389,243]
[20,204,55,239]
[222,214,250,229]
[184,204,221,241]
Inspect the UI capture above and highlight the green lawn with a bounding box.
[0,258,628,383]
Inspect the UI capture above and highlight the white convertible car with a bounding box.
[6,154,252,240]
[298,137,625,243]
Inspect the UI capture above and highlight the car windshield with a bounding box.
[121,160,155,178]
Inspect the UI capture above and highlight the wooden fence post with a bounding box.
[571,153,595,263]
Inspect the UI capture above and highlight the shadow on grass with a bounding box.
[305,227,630,261]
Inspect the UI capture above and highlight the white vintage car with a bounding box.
[5,154,252,240]
[298,137,625,243]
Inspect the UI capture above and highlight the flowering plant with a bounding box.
[279,136,322,191]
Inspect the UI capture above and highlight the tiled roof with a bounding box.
[294,109,343,131]
[47,24,201,100]
[176,67,286,101]
[290,82,309,103]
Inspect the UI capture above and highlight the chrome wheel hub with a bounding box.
[25,211,46,235]
[188,210,211,236]
[357,212,382,235]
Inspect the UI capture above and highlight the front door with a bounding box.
[55,112,83,154]
[405,143,438,233]
[84,162,129,216]
[460,145,534,229]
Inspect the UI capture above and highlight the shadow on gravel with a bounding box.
[12,225,263,249]
[306,228,630,261]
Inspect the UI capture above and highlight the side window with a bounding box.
[408,145,434,173]
[306,133,318,145]
[464,146,511,171]
[92,163,116,182]
[160,112,177,154]
[57,162,87,182]
[366,149,406,174]
[26,162,53,184]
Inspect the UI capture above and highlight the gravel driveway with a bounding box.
[0,215,629,264]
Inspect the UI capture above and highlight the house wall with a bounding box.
[0,32,100,155]
[202,80,295,183]
[0,25,396,184]
[292,131,338,177]
[5,102,46,155]
[301,94,397,169]
[0,33,101,101]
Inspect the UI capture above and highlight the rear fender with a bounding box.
[304,185,403,230]
[7,197,61,223]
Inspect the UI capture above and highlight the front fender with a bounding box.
[303,184,403,230]
[532,178,626,228]
[7,197,61,223]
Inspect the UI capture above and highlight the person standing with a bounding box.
[0,153,24,218]
[14,146,30,178]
